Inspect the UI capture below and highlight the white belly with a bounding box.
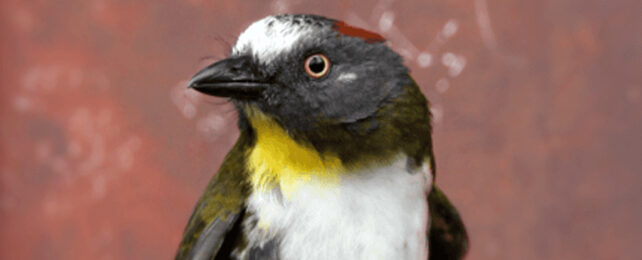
[245,157,432,260]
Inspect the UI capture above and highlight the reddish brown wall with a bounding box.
[1,0,640,259]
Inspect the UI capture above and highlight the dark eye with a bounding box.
[304,54,330,78]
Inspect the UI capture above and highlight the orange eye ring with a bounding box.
[304,54,330,78]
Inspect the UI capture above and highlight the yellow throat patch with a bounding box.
[245,108,344,197]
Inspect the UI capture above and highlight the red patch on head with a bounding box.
[332,21,386,43]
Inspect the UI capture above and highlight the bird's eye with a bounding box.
[304,54,330,78]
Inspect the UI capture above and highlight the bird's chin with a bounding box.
[239,103,271,120]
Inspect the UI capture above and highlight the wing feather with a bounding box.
[176,133,253,260]
[428,185,469,260]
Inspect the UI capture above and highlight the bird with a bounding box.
[176,14,468,260]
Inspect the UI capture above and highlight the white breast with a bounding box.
[244,157,432,260]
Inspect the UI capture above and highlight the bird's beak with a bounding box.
[187,56,269,99]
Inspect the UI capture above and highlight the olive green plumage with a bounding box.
[175,80,469,260]
[176,13,468,260]
[428,186,469,260]
[300,79,434,171]
[175,133,252,259]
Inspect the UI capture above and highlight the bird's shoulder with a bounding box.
[175,132,253,260]
[427,185,469,260]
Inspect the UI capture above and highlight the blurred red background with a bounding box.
[1,0,640,259]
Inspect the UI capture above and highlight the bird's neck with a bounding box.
[245,109,344,197]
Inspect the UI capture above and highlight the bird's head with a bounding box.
[189,14,433,168]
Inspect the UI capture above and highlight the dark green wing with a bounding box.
[176,133,252,260]
[428,185,469,260]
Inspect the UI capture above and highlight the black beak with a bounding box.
[187,56,269,99]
